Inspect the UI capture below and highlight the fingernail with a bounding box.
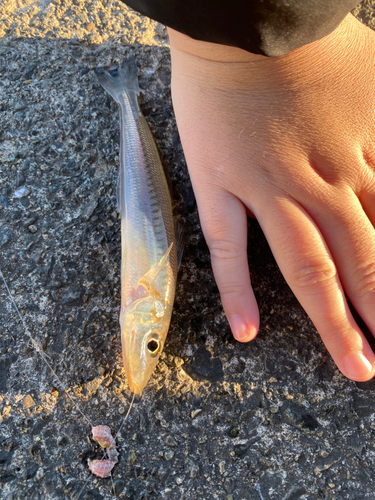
[229,315,252,342]
[343,352,373,380]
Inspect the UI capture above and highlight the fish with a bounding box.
[95,58,179,394]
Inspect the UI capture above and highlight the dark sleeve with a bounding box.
[121,0,360,57]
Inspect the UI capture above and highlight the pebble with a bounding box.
[0,227,13,245]
[36,468,44,480]
[111,479,125,496]
[219,461,226,475]
[14,186,30,198]
[176,477,184,485]
[233,444,248,457]
[127,450,137,466]
[165,436,178,447]
[23,394,36,409]
[191,409,202,419]
[174,356,184,367]
[164,450,174,461]
[24,216,38,226]
[228,426,239,438]
[159,419,169,428]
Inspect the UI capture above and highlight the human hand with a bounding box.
[169,14,375,381]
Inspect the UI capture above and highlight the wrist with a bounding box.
[168,15,367,92]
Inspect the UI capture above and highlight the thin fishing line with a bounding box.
[0,267,93,428]
[114,391,136,442]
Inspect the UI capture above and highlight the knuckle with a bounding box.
[291,261,337,291]
[219,281,248,298]
[354,262,375,299]
[208,239,243,262]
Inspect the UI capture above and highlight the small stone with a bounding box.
[159,419,169,428]
[320,450,329,458]
[23,395,36,409]
[219,461,226,475]
[270,407,279,414]
[28,225,38,233]
[198,436,207,444]
[36,468,44,480]
[0,226,13,246]
[176,477,184,485]
[328,483,335,489]
[24,216,38,226]
[228,426,239,438]
[191,409,202,419]
[86,22,95,32]
[127,450,136,466]
[111,479,125,496]
[233,444,248,457]
[14,186,29,198]
[174,357,184,367]
[164,450,174,461]
[165,436,178,447]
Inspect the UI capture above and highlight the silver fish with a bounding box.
[95,59,178,394]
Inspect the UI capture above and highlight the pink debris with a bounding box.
[88,425,119,478]
[88,459,117,478]
[92,425,116,449]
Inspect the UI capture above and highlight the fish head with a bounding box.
[120,296,169,394]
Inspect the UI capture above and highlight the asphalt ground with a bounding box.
[1,1,375,499]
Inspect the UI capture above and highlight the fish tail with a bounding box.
[95,56,139,102]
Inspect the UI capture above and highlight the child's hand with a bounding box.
[169,14,375,381]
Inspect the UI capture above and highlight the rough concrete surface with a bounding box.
[1,1,375,499]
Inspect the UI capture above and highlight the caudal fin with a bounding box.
[95,56,139,102]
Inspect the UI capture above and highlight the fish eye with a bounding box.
[147,334,161,356]
[147,340,159,353]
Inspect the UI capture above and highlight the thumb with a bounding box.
[197,189,260,342]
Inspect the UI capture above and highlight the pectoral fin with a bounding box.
[138,243,173,291]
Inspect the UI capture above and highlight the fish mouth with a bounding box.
[128,377,144,395]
